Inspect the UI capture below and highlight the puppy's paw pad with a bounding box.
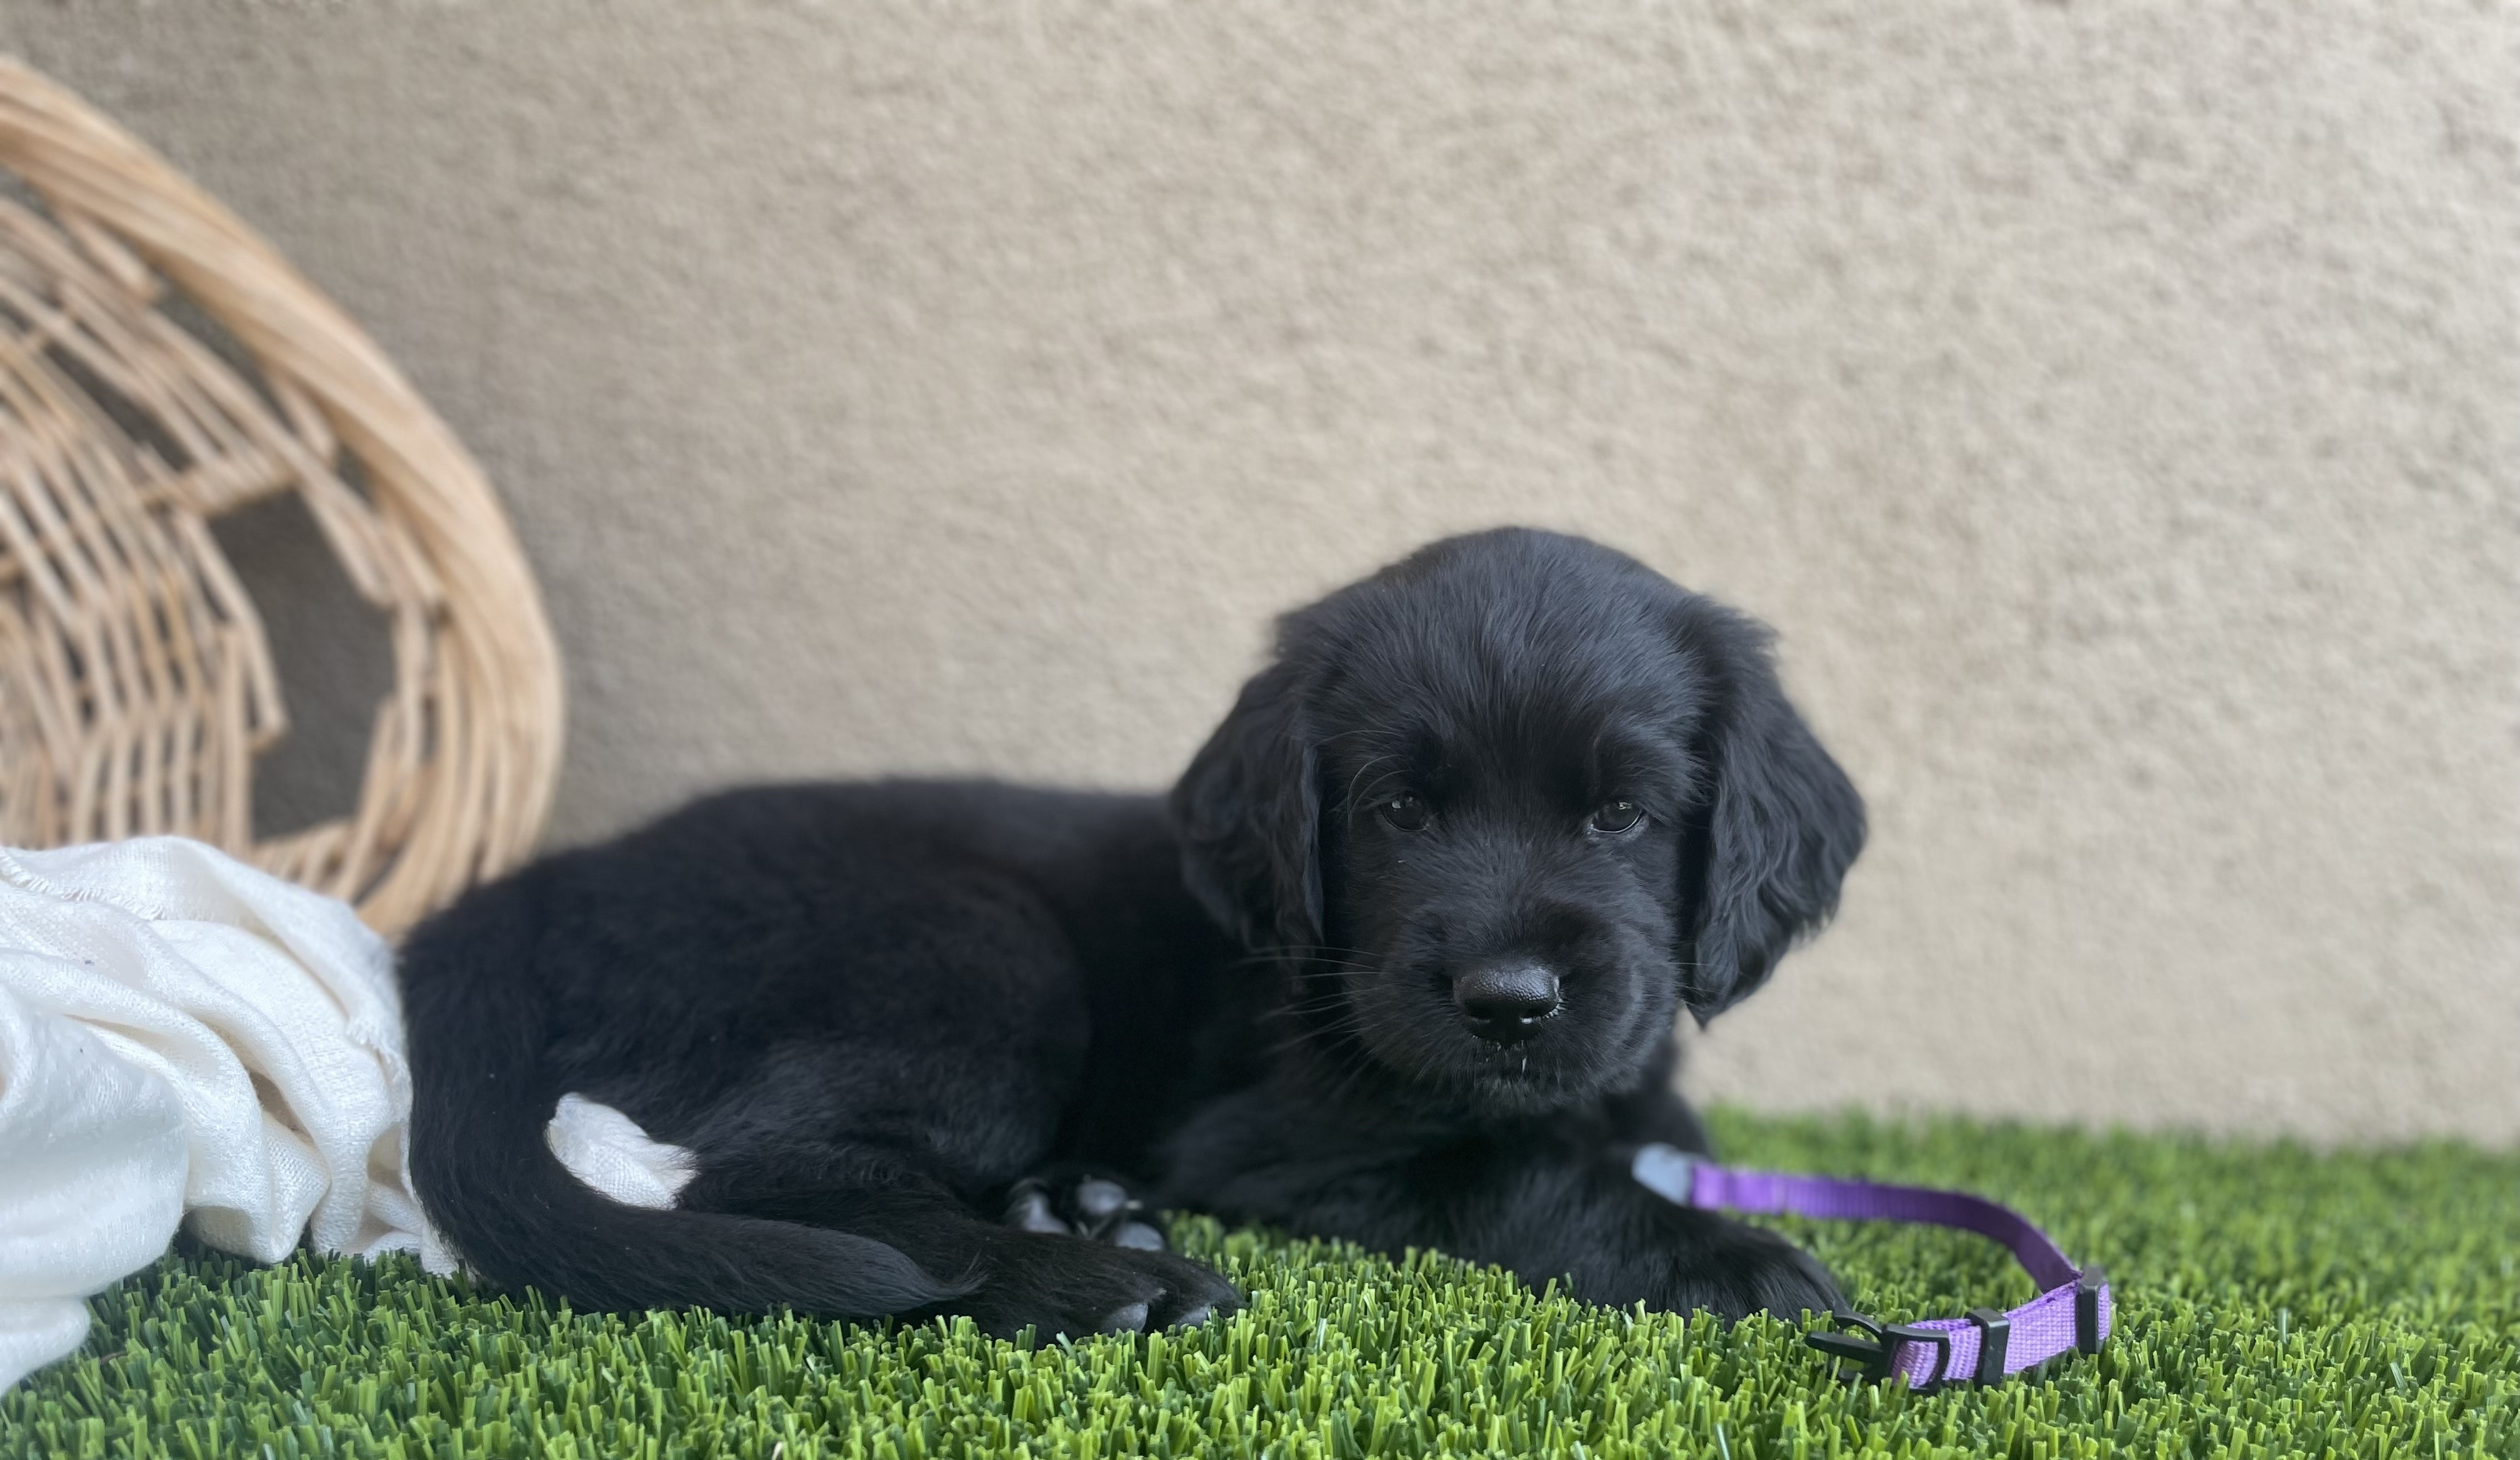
[968,1238,1239,1341]
[1144,1253,1242,1330]
[1004,1169,1166,1249]
[1004,1182,1072,1234]
[1096,1301,1151,1334]
[1072,1179,1132,1221]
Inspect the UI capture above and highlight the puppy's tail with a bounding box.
[398,866,966,1317]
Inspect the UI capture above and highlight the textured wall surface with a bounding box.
[6,1,2513,1141]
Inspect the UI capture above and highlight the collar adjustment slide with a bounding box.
[1966,1306,2011,1385]
[2076,1266,2109,1356]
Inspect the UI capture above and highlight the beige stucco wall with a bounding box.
[6,1,2514,1142]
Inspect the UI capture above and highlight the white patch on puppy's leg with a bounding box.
[544,1093,698,1209]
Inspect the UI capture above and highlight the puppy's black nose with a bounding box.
[1452,962,1560,1042]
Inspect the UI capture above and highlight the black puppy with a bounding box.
[400,528,1864,1337]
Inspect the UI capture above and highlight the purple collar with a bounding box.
[1632,1144,2113,1391]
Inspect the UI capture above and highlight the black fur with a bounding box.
[400,528,1866,1336]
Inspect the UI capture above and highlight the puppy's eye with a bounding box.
[1378,793,1430,832]
[1589,800,1644,834]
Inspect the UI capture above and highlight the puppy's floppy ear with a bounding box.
[1676,609,1866,1022]
[1169,656,1322,951]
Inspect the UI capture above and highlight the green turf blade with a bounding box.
[6,1110,2514,1458]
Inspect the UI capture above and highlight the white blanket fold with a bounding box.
[0,838,454,1391]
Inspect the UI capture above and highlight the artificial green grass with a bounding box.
[5,1111,2514,1459]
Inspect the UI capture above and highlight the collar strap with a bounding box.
[1632,1144,2112,1391]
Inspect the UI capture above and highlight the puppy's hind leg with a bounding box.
[679,1141,1239,1339]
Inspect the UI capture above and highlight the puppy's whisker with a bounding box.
[1314,1036,1392,1109]
[1261,1000,1375,1061]
[1273,1013,1370,1072]
[1274,998,1368,1031]
[1263,1020,1368,1063]
[1241,943,1381,961]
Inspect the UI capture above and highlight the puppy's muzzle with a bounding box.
[1452,961,1561,1044]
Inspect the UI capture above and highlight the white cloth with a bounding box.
[0,838,452,1391]
[0,837,706,1394]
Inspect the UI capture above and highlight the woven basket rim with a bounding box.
[0,54,564,935]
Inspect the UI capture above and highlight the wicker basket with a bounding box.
[0,58,562,936]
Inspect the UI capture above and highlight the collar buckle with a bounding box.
[1806,1311,1953,1391]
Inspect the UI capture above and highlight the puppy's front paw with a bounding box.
[1658,1221,1844,1322]
[964,1232,1241,1340]
[1003,1169,1168,1251]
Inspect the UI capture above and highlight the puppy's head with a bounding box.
[1170,528,1862,1115]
